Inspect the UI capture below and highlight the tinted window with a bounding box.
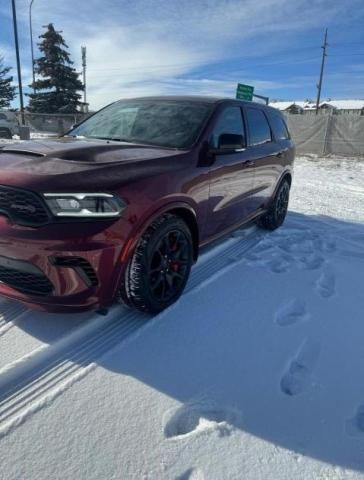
[0,114,8,121]
[246,108,272,146]
[267,111,290,140]
[71,101,212,148]
[210,106,245,148]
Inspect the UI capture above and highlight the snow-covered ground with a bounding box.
[1,155,364,480]
[0,132,58,144]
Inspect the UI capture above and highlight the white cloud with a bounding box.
[2,0,364,108]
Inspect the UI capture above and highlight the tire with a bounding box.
[120,213,193,313]
[257,179,290,230]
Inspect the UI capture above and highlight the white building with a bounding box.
[269,99,364,115]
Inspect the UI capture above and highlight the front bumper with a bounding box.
[0,217,126,313]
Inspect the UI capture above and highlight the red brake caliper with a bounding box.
[170,262,179,273]
[170,239,179,272]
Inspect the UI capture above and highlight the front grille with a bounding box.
[0,185,50,227]
[0,265,53,296]
[50,256,99,287]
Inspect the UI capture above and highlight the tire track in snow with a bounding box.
[0,300,27,338]
[0,228,264,435]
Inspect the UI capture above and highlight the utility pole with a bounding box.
[315,28,328,115]
[81,46,87,107]
[11,0,25,125]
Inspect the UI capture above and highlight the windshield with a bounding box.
[70,100,212,148]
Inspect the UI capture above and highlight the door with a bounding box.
[244,106,283,208]
[204,105,257,239]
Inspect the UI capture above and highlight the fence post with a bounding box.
[322,110,333,156]
[57,118,64,136]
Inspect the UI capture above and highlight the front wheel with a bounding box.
[257,179,290,230]
[120,214,193,313]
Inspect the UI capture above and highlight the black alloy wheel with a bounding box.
[257,179,291,230]
[120,214,193,313]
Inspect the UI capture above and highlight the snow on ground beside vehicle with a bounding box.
[0,132,58,144]
[1,155,364,480]
[291,154,364,222]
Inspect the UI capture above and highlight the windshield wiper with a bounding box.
[64,134,85,138]
[92,136,136,142]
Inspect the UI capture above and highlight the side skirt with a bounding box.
[199,207,266,249]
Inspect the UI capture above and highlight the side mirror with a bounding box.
[209,133,245,155]
[218,133,245,149]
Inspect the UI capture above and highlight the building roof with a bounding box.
[269,101,302,111]
[269,101,316,110]
[321,100,364,110]
[270,99,364,111]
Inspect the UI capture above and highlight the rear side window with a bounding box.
[246,108,272,146]
[267,111,290,140]
[210,106,246,148]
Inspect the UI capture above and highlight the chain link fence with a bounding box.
[12,111,364,156]
[285,113,364,156]
[16,112,91,136]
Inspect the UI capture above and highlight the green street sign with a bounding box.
[236,83,254,101]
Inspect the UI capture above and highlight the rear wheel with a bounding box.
[120,214,193,313]
[257,179,290,230]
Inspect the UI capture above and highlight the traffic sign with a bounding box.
[236,83,254,101]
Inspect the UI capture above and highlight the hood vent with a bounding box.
[0,148,46,157]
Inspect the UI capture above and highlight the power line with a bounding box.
[85,46,323,75]
[329,53,364,56]
[330,42,364,47]
[86,56,321,77]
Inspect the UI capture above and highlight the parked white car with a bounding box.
[0,111,19,138]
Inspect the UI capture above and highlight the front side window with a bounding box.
[210,106,246,148]
[246,108,272,146]
[70,101,212,149]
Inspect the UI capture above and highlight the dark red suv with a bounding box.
[0,96,294,313]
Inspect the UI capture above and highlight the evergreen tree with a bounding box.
[0,57,16,109]
[28,24,84,113]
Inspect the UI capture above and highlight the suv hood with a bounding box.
[0,137,181,165]
[0,138,188,190]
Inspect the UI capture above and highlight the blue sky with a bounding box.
[1,0,364,110]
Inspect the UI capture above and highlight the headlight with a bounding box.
[43,193,126,218]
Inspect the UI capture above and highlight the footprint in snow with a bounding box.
[299,253,325,271]
[316,269,336,298]
[278,238,314,255]
[280,339,320,396]
[164,402,240,439]
[322,237,337,253]
[176,468,205,480]
[275,299,310,326]
[312,236,336,254]
[346,404,364,436]
[267,258,290,274]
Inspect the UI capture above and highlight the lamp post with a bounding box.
[11,0,25,125]
[29,0,36,92]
